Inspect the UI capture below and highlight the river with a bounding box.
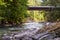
[0,22,60,40]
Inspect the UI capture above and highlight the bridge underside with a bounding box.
[28,6,60,11]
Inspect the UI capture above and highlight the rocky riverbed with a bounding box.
[1,22,60,40]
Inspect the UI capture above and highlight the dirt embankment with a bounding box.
[38,22,60,33]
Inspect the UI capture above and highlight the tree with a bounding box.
[0,0,28,24]
[27,0,45,22]
[41,0,60,22]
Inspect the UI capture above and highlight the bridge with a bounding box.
[28,6,60,11]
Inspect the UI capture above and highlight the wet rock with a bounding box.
[22,36,33,40]
[2,29,56,40]
[54,38,60,40]
[2,36,13,40]
[2,22,60,40]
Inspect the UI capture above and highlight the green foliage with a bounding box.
[28,0,45,22]
[41,0,60,22]
[0,0,28,24]
[41,0,60,6]
[28,0,41,6]
[28,0,60,22]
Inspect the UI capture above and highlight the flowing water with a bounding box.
[0,22,59,40]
